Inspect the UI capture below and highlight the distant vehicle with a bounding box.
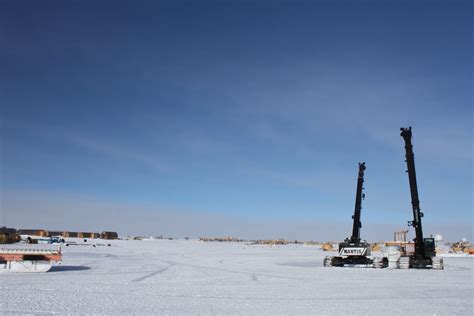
[25,236,65,245]
[0,244,62,273]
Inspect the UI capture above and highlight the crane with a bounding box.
[399,127,443,269]
[324,162,376,267]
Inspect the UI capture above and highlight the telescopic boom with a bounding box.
[350,162,366,243]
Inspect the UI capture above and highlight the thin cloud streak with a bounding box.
[65,134,174,173]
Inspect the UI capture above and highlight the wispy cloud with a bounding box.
[66,135,173,173]
[238,165,355,194]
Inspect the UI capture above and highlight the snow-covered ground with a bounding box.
[1,239,472,315]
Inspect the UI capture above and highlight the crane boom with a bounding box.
[350,162,366,243]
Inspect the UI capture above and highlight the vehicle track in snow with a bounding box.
[131,262,176,283]
[137,250,305,281]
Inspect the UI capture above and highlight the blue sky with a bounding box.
[1,0,472,241]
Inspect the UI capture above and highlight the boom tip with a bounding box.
[400,126,412,137]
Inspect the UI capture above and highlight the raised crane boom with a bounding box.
[400,127,425,258]
[350,162,366,243]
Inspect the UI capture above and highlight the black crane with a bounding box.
[324,162,374,267]
[400,127,439,269]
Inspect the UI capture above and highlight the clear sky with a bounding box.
[1,0,472,241]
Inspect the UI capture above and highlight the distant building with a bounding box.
[80,232,100,239]
[18,229,48,237]
[47,231,68,237]
[394,230,408,242]
[0,227,21,244]
[101,231,118,240]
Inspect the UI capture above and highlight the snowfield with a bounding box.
[0,239,472,315]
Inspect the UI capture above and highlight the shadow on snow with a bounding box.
[49,265,91,272]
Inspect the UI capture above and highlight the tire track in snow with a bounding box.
[131,263,175,283]
[133,249,303,282]
[0,310,59,315]
[176,261,304,281]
